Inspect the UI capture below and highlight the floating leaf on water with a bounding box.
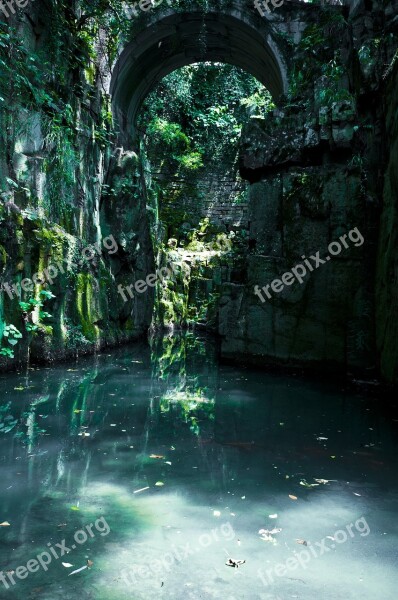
[70,506,80,511]
[296,539,307,546]
[68,565,88,576]
[0,521,10,526]
[259,533,276,543]
[133,486,150,494]
[259,528,281,535]
[87,560,93,568]
[289,495,298,500]
[314,478,335,484]
[300,480,319,489]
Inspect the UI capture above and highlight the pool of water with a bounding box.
[0,333,397,600]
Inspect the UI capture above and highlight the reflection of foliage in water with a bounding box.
[160,389,214,436]
[14,395,49,451]
[151,333,189,382]
[150,332,216,435]
[0,402,18,433]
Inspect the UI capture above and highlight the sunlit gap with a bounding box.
[136,62,274,331]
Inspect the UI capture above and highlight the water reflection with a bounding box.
[151,333,216,436]
[0,333,397,600]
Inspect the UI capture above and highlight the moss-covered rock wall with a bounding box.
[219,0,398,381]
[376,57,398,384]
[0,3,154,367]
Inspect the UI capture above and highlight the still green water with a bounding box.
[0,333,397,600]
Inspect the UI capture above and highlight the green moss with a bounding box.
[38,324,54,336]
[33,224,63,248]
[0,244,6,274]
[75,273,99,342]
[123,317,135,332]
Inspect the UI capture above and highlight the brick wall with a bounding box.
[155,171,250,230]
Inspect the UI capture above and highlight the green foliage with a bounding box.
[0,402,17,433]
[19,292,54,335]
[138,63,274,170]
[289,10,346,101]
[240,92,275,115]
[63,318,91,351]
[2,325,23,340]
[358,38,381,63]
[148,118,190,149]
[19,298,42,311]
[0,347,14,358]
[0,324,23,358]
[40,290,56,300]
[317,87,353,106]
[146,118,202,171]
[0,291,55,360]
[178,152,203,170]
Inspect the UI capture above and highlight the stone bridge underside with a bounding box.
[110,2,307,139]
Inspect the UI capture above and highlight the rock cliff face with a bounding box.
[0,5,154,366]
[376,59,398,384]
[218,0,398,381]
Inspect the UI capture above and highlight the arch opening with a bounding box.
[111,9,287,141]
[135,61,274,329]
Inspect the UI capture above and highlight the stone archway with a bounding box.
[110,2,291,142]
